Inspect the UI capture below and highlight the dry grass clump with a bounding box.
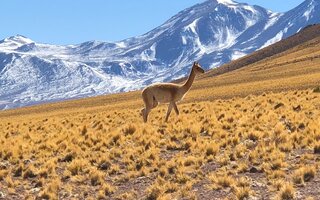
[0,89,319,199]
[209,172,236,189]
[276,182,296,200]
[67,159,90,176]
[23,165,37,179]
[313,86,320,93]
[314,142,320,154]
[293,166,316,185]
[234,186,252,200]
[38,178,61,199]
[4,175,15,188]
[305,197,315,200]
[205,142,220,157]
[112,191,137,200]
[98,183,115,198]
[89,168,104,186]
[233,177,254,200]
[146,184,163,200]
[0,169,8,180]
[122,124,137,135]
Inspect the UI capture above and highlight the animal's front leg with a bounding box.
[165,103,173,122]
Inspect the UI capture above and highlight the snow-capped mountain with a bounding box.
[0,0,319,109]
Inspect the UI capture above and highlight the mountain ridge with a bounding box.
[0,0,320,109]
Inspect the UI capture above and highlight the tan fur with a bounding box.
[141,62,205,122]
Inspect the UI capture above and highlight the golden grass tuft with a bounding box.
[205,142,219,157]
[122,124,137,135]
[313,86,320,93]
[100,183,116,196]
[146,184,163,200]
[277,182,296,200]
[314,142,320,154]
[38,191,55,200]
[234,186,252,200]
[89,168,104,186]
[0,169,8,180]
[67,159,89,176]
[5,175,15,188]
[271,179,286,191]
[209,173,236,189]
[23,165,37,179]
[305,197,315,200]
[293,166,316,185]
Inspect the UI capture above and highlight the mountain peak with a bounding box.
[199,0,238,7]
[0,34,34,51]
[216,0,237,5]
[5,34,33,44]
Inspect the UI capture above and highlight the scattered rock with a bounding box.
[23,168,37,179]
[313,86,320,93]
[274,103,284,109]
[0,191,5,198]
[59,153,75,162]
[249,167,261,173]
[293,105,302,112]
[218,113,225,121]
[99,161,111,170]
[23,159,32,165]
[0,162,9,170]
[134,176,148,184]
[286,124,296,133]
[30,188,41,193]
[314,148,320,154]
[252,181,265,188]
[35,180,43,188]
[298,123,305,130]
[157,127,165,134]
[13,166,23,177]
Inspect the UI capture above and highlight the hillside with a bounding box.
[0,89,320,200]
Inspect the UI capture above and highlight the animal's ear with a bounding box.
[193,61,196,65]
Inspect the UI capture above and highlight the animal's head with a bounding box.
[192,62,205,74]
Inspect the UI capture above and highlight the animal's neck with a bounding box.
[181,68,196,94]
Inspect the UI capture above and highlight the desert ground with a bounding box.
[0,89,320,200]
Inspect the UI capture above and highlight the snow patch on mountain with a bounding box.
[260,31,284,49]
[217,0,238,6]
[264,13,282,30]
[303,4,314,20]
[231,51,247,60]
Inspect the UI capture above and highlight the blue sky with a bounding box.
[0,0,305,45]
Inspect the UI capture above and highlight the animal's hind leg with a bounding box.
[152,96,158,108]
[141,89,154,122]
[173,102,179,115]
[143,107,151,123]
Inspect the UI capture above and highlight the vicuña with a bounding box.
[141,62,205,122]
